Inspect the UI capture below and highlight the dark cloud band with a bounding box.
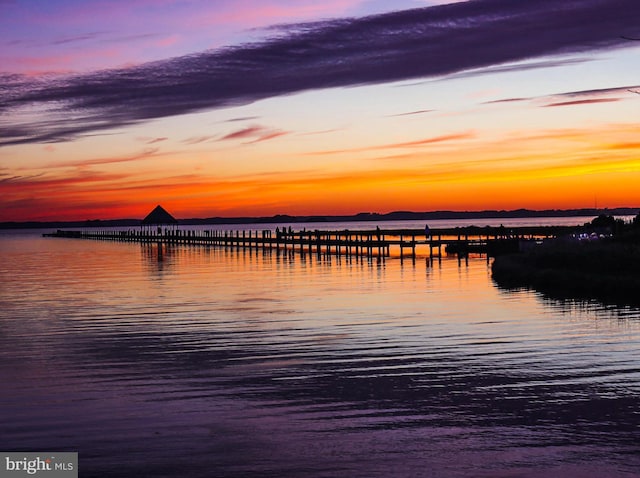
[1,0,639,146]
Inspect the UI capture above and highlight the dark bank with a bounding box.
[492,213,640,306]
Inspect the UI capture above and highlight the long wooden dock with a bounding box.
[43,227,559,259]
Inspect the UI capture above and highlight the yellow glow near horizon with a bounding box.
[3,117,638,221]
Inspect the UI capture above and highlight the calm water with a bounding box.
[1,222,640,477]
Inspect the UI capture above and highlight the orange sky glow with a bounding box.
[1,1,640,222]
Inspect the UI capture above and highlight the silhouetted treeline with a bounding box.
[3,207,639,230]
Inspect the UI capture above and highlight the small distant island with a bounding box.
[491,214,640,307]
[2,207,638,230]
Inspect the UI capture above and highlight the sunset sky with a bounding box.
[1,0,640,222]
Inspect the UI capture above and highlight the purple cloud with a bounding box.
[219,126,266,141]
[1,0,639,146]
[543,98,622,107]
[484,85,640,106]
[225,116,261,123]
[219,125,287,144]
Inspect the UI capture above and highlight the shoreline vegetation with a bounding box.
[1,207,638,230]
[491,214,640,307]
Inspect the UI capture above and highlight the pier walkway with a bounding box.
[44,227,556,259]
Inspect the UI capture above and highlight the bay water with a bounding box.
[1,219,640,477]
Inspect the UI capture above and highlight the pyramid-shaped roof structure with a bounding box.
[142,205,178,225]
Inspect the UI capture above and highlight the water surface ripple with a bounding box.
[1,233,640,477]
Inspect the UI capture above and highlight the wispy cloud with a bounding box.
[378,132,475,150]
[434,57,593,83]
[483,97,528,105]
[484,85,640,106]
[219,126,266,141]
[387,109,435,117]
[219,125,288,144]
[144,137,168,144]
[2,0,639,146]
[549,85,639,99]
[543,98,622,108]
[183,135,217,145]
[225,116,261,123]
[46,147,161,168]
[51,31,107,46]
[1,170,128,188]
[246,130,288,144]
[4,122,640,220]
[307,131,475,156]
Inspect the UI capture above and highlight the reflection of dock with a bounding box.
[43,227,558,260]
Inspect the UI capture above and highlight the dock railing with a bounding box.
[44,226,560,260]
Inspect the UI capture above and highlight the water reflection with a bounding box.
[494,277,640,322]
[1,235,640,477]
[140,242,175,278]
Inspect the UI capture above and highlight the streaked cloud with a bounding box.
[483,98,528,105]
[46,147,162,169]
[219,125,288,143]
[387,109,435,117]
[51,32,107,46]
[183,135,217,145]
[3,122,639,220]
[225,116,261,123]
[543,98,622,108]
[307,131,475,156]
[435,57,594,83]
[145,137,168,144]
[1,170,129,189]
[220,126,267,141]
[2,0,639,146]
[484,85,640,107]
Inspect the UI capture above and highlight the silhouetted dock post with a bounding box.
[315,232,321,258]
[412,233,416,260]
[429,235,435,259]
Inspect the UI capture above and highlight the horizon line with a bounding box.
[2,206,639,228]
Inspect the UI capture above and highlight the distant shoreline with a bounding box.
[1,207,638,230]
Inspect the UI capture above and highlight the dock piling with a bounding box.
[44,226,556,260]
